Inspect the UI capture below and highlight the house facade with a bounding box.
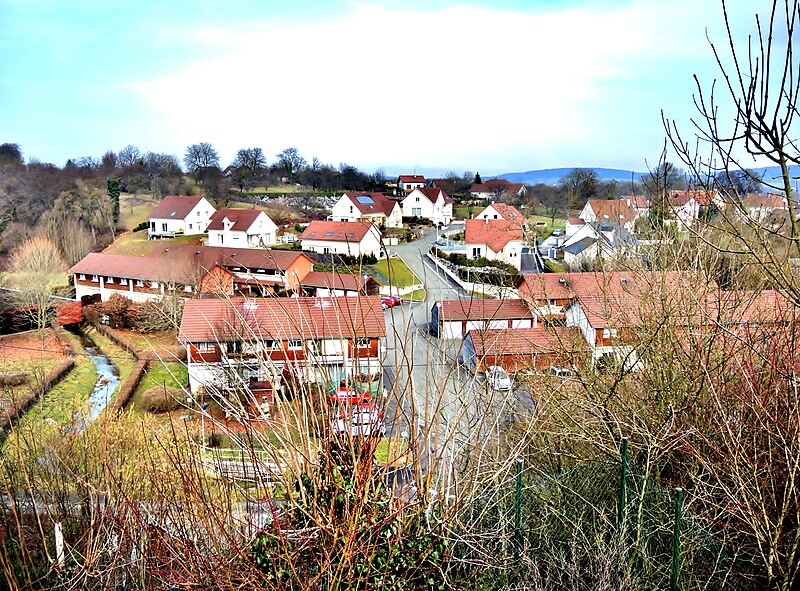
[396,175,426,195]
[474,202,527,227]
[148,195,216,239]
[179,296,386,394]
[401,188,453,226]
[299,271,381,297]
[207,209,278,247]
[579,199,637,232]
[329,193,403,228]
[68,245,314,303]
[431,299,534,339]
[460,326,584,373]
[300,221,384,259]
[464,219,526,270]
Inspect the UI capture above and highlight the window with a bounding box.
[136,280,144,287]
[151,281,159,288]
[120,278,128,285]
[286,339,302,350]
[602,328,618,339]
[92,275,99,283]
[79,274,86,281]
[189,223,193,230]
[355,337,370,348]
[415,197,420,202]
[412,208,422,216]
[150,222,155,230]
[184,285,193,292]
[162,223,167,232]
[196,342,215,352]
[218,235,224,244]
[197,211,201,217]
[106,277,114,284]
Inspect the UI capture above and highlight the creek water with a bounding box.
[73,331,120,430]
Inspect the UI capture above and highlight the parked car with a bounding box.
[381,296,398,309]
[328,386,370,406]
[485,366,513,391]
[331,403,386,437]
[279,234,297,243]
[552,229,563,237]
[548,365,574,378]
[388,295,402,306]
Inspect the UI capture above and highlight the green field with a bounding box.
[105,231,205,255]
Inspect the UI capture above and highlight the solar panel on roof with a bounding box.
[356,196,375,204]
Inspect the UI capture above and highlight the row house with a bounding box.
[431,298,534,339]
[461,325,585,373]
[69,245,314,303]
[179,296,386,394]
[329,192,403,228]
[299,271,382,297]
[148,195,216,239]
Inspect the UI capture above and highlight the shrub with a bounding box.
[0,372,28,387]
[139,385,184,413]
[132,221,149,232]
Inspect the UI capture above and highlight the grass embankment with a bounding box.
[119,192,160,230]
[105,231,205,255]
[370,258,419,287]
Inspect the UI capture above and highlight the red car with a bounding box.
[328,387,371,406]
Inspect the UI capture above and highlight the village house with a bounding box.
[663,190,720,228]
[179,296,386,394]
[460,326,585,373]
[299,271,382,297]
[469,179,527,202]
[464,218,527,270]
[396,175,426,195]
[565,215,586,237]
[431,298,534,339]
[741,193,788,222]
[619,195,650,218]
[207,208,278,247]
[68,245,314,303]
[473,202,527,228]
[401,187,454,227]
[329,192,403,228]
[300,220,384,259]
[560,221,638,270]
[148,195,216,239]
[578,199,637,232]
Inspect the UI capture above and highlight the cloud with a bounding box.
[127,1,750,172]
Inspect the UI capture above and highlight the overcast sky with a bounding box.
[0,0,771,176]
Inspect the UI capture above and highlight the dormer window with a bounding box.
[79,274,86,281]
[92,275,99,283]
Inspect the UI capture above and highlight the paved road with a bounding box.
[380,230,522,483]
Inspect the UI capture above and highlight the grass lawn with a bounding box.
[131,362,189,413]
[405,288,426,302]
[119,193,160,231]
[370,257,420,287]
[375,437,411,467]
[105,231,205,255]
[0,330,67,415]
[2,271,70,290]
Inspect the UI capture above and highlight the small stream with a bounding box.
[73,331,121,431]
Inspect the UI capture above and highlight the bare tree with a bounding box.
[184,142,220,175]
[275,147,306,181]
[117,144,141,167]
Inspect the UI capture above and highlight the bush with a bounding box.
[132,221,149,232]
[0,372,28,387]
[139,386,184,413]
[91,294,183,332]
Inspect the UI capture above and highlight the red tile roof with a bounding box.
[619,195,649,208]
[69,246,313,285]
[670,190,717,206]
[343,192,399,217]
[300,220,376,243]
[435,299,532,322]
[468,326,585,356]
[179,296,386,343]
[149,195,207,220]
[206,208,266,232]
[299,271,381,292]
[567,215,585,225]
[414,187,453,205]
[742,193,787,209]
[476,202,525,223]
[398,175,425,183]
[464,219,525,252]
[585,199,636,224]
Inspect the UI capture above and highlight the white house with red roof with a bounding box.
[565,215,586,237]
[207,208,278,247]
[401,187,453,226]
[300,220,384,259]
[464,218,527,269]
[397,175,426,195]
[469,179,527,201]
[148,195,216,239]
[329,192,403,228]
[741,193,788,221]
[579,199,637,232]
[474,202,527,228]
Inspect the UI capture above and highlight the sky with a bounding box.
[0,0,774,177]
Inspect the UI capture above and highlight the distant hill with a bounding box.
[496,168,647,186]
[496,165,800,190]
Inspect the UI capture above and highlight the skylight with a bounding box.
[356,196,375,204]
